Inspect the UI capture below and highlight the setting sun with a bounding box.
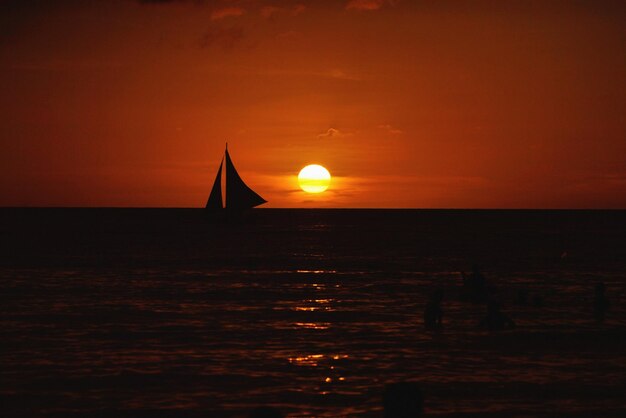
[298,165,331,194]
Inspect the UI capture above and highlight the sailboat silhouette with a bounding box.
[206,144,267,210]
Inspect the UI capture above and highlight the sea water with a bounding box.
[1,209,625,417]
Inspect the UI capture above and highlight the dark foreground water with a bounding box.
[1,209,625,417]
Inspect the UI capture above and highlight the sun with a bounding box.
[298,164,331,193]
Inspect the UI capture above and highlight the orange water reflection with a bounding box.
[293,298,335,312]
[289,353,351,395]
[294,322,330,330]
[288,353,349,367]
[289,354,325,367]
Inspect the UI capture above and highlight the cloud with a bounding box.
[566,173,626,192]
[554,172,626,208]
[138,0,183,3]
[346,0,387,11]
[211,6,245,21]
[260,4,306,19]
[137,0,196,4]
[292,4,306,15]
[378,124,403,134]
[259,68,361,80]
[317,128,352,139]
[10,59,124,72]
[275,30,299,40]
[260,6,281,18]
[318,128,340,139]
[327,69,361,80]
[199,26,245,50]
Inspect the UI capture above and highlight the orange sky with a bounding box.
[1,0,625,208]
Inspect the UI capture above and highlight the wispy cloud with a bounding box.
[10,59,124,72]
[260,68,361,80]
[566,173,626,191]
[346,0,388,11]
[211,6,245,21]
[260,4,306,19]
[199,26,245,50]
[555,172,626,207]
[378,124,403,134]
[138,0,188,4]
[292,4,306,15]
[260,6,281,18]
[317,128,352,139]
[328,69,361,80]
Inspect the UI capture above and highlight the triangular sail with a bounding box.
[225,148,267,209]
[205,159,223,209]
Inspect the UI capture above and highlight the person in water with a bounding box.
[461,264,488,302]
[593,282,610,322]
[424,289,444,331]
[480,300,516,331]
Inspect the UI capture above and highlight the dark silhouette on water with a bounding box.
[206,143,267,210]
[383,382,424,418]
[515,288,544,307]
[515,288,529,305]
[249,406,284,418]
[461,264,489,302]
[480,300,516,331]
[593,282,610,322]
[423,289,444,331]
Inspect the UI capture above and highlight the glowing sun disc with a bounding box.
[298,164,331,193]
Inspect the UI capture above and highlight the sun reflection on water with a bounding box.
[288,353,351,395]
[293,298,335,312]
[288,353,349,367]
[293,322,330,329]
[288,354,325,367]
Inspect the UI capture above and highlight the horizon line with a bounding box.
[0,206,624,211]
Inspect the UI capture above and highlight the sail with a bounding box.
[225,148,267,209]
[205,159,223,209]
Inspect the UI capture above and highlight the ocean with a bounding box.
[1,209,625,417]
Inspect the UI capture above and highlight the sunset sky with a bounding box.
[1,0,625,208]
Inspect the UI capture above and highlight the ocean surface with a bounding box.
[1,209,625,417]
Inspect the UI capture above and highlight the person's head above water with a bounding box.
[487,300,501,312]
[431,288,444,302]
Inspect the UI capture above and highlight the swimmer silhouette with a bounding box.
[461,264,489,302]
[515,288,529,306]
[593,282,610,322]
[424,289,444,331]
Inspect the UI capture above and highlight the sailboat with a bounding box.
[205,144,267,210]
